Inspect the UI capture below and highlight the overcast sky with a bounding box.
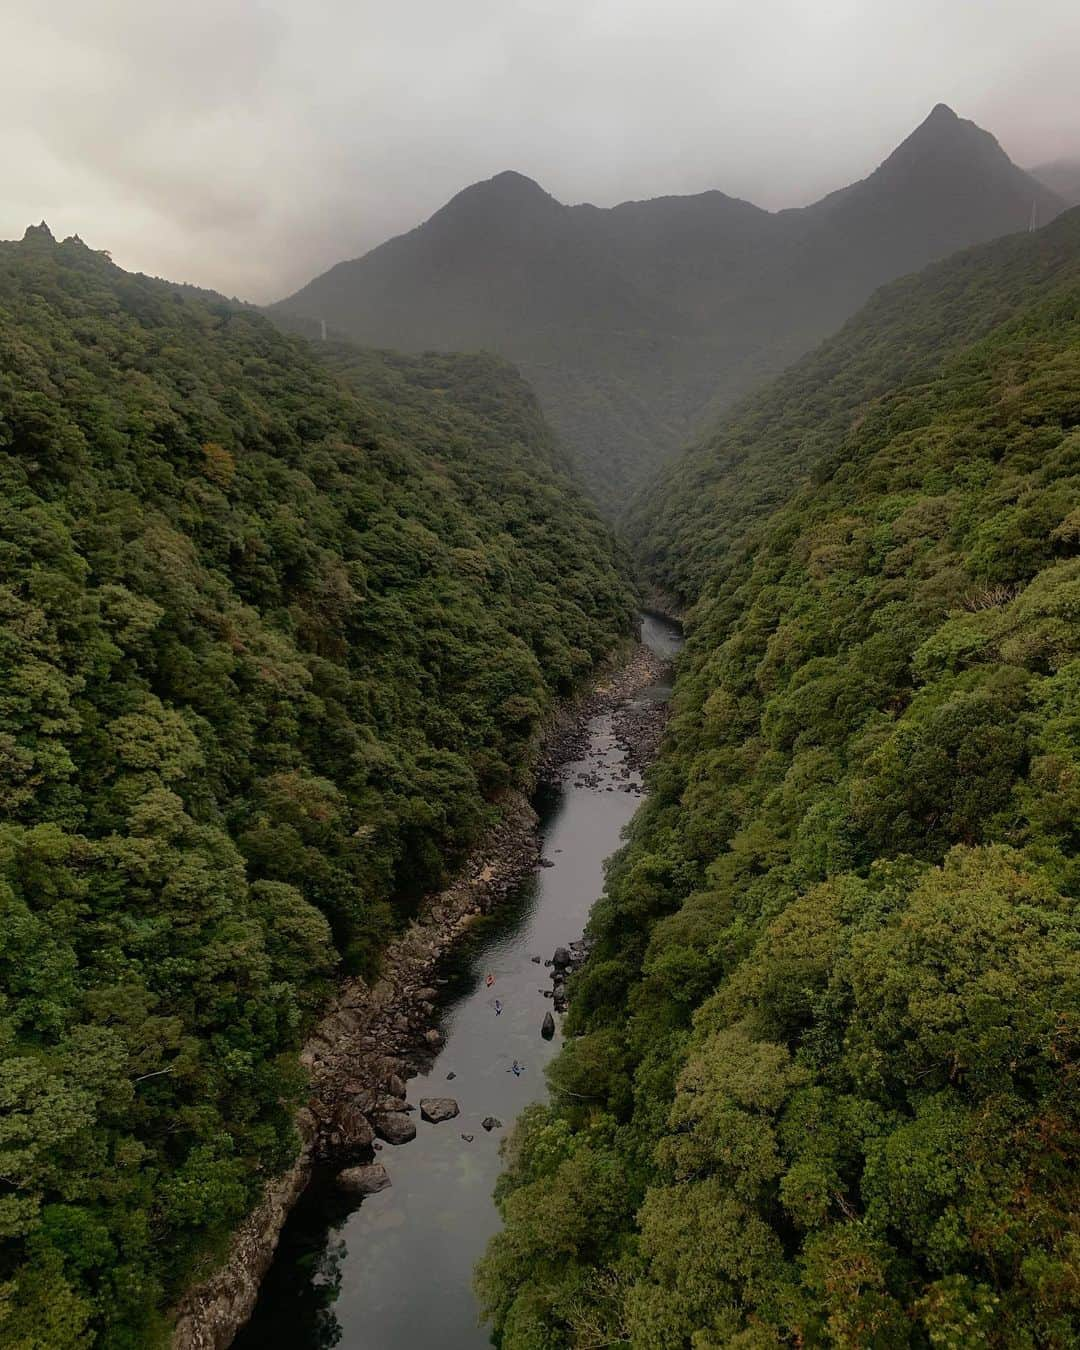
[3,0,1078,301]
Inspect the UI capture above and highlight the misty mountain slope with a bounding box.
[628,205,1080,603]
[272,105,1063,511]
[479,192,1080,1350]
[0,225,634,1345]
[1033,157,1080,207]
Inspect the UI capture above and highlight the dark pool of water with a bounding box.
[235,614,682,1349]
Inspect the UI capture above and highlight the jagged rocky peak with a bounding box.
[22,220,55,243]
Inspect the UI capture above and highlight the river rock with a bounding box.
[415,987,438,1002]
[552,947,571,969]
[541,1011,555,1040]
[327,1102,375,1150]
[337,1163,391,1196]
[531,955,541,963]
[481,1116,502,1132]
[420,1097,460,1123]
[371,1111,416,1145]
[424,1028,443,1048]
[461,1133,474,1143]
[386,1073,407,1099]
[446,1071,457,1080]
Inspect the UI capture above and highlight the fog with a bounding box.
[3,0,1078,300]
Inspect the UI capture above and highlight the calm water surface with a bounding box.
[236,614,683,1349]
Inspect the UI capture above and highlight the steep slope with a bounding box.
[1033,158,1080,207]
[273,106,1063,511]
[0,226,634,1346]
[480,214,1080,1345]
[629,207,1080,603]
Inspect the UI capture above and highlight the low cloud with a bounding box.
[3,0,1078,301]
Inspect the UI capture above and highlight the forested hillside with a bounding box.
[630,208,1080,603]
[0,225,634,1346]
[479,212,1080,1345]
[274,105,1062,511]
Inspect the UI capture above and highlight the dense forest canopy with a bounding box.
[0,225,635,1346]
[480,210,1080,1345]
[273,105,1063,512]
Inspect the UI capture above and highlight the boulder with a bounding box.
[386,1073,407,1099]
[415,987,438,1002]
[337,1163,391,1196]
[541,1011,555,1040]
[552,947,571,969]
[419,1097,460,1124]
[370,1111,416,1145]
[424,1028,443,1048]
[328,1102,374,1150]
[481,1116,502,1132]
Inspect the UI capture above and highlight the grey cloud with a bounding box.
[3,0,1078,300]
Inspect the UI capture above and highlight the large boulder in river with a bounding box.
[337,1163,391,1196]
[371,1111,416,1145]
[552,946,571,969]
[419,1097,460,1123]
[327,1102,375,1151]
[541,1011,555,1040]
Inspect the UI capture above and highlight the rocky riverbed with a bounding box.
[170,628,677,1350]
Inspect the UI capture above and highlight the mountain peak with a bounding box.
[878,103,1016,180]
[22,220,55,243]
[926,102,959,124]
[438,169,561,217]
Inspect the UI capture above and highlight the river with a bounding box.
[235,613,683,1349]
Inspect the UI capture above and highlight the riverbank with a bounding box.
[170,632,673,1350]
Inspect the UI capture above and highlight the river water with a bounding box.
[236,614,683,1349]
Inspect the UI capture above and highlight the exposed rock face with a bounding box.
[419,1098,460,1123]
[337,1164,391,1196]
[169,1110,317,1350]
[371,1111,417,1145]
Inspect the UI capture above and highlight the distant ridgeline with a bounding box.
[0,226,634,1344]
[272,105,1064,513]
[479,208,1080,1345]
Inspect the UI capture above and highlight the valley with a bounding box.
[1,59,1078,1350]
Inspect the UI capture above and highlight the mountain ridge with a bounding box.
[272,105,1064,510]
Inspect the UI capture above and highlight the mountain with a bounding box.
[480,207,1080,1345]
[272,105,1063,511]
[0,226,634,1344]
[628,204,1080,603]
[1032,157,1080,206]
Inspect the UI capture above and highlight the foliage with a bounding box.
[481,212,1080,1345]
[0,225,635,1346]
